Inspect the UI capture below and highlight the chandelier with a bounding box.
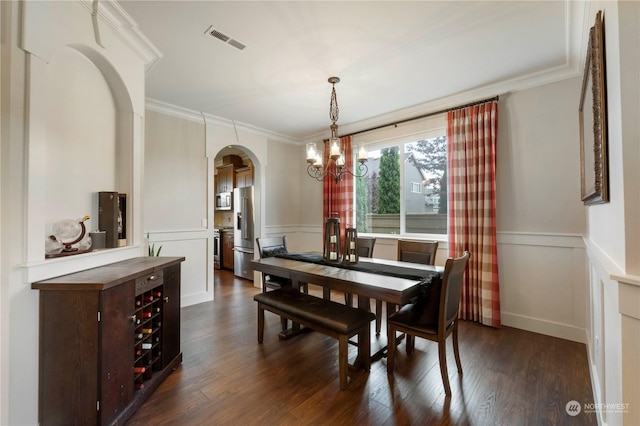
[306,77,368,183]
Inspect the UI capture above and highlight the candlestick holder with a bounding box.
[323,216,341,262]
[344,228,358,263]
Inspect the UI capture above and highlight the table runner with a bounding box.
[275,252,439,281]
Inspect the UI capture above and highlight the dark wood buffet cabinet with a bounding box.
[32,256,185,426]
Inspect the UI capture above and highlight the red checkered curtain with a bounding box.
[322,136,354,240]
[447,100,500,328]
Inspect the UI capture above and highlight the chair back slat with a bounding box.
[397,240,438,265]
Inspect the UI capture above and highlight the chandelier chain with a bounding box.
[329,84,339,124]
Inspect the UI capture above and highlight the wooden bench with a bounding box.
[254,289,376,390]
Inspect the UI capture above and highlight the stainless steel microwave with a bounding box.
[215,192,233,211]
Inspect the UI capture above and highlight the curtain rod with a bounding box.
[341,95,499,139]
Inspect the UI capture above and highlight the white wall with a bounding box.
[144,109,212,306]
[44,47,117,232]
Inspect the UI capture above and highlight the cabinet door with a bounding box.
[100,281,135,424]
[161,264,181,367]
[222,232,234,269]
[217,165,235,193]
[39,291,101,426]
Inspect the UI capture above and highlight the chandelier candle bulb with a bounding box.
[306,143,317,163]
[330,140,341,158]
[358,146,367,162]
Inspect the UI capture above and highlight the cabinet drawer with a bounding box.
[135,270,164,294]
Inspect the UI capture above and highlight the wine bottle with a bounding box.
[133,367,146,374]
[142,312,152,318]
[135,383,144,390]
[141,328,153,334]
[141,343,152,350]
[136,333,143,340]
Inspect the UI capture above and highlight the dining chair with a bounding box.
[356,237,376,258]
[256,236,295,330]
[397,239,439,265]
[386,251,471,396]
[256,236,292,291]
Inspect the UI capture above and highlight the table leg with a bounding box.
[278,277,306,340]
[353,294,371,368]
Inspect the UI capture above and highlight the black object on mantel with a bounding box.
[275,252,439,281]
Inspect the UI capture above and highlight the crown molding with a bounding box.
[80,0,163,73]
[145,98,299,145]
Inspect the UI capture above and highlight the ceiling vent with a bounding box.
[205,26,246,51]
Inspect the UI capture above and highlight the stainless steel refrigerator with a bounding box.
[233,186,254,280]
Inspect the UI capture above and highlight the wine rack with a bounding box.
[133,288,164,391]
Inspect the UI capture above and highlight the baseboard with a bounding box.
[501,311,587,343]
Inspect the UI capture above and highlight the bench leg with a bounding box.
[339,335,348,390]
[257,303,265,343]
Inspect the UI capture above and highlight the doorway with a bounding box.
[213,146,260,284]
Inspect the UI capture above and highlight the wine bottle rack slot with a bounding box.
[134,286,164,390]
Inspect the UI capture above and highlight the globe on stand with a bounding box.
[52,215,91,252]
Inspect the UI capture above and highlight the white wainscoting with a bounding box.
[497,232,587,343]
[583,238,640,426]
[148,229,214,307]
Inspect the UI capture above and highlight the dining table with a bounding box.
[251,253,443,360]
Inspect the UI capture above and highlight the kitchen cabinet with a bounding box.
[222,230,235,270]
[32,257,184,426]
[216,164,235,194]
[235,165,253,188]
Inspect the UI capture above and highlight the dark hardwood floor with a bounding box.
[127,269,596,425]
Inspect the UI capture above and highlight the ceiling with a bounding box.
[117,0,588,141]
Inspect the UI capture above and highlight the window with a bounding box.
[354,135,447,236]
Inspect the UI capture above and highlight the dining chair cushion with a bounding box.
[408,275,442,326]
[387,304,438,335]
